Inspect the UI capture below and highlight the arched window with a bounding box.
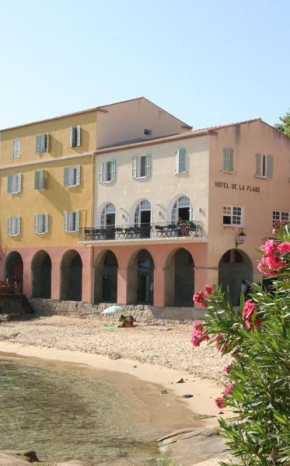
[171,196,193,223]
[100,203,116,227]
[134,200,151,225]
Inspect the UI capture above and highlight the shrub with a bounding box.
[192,223,290,465]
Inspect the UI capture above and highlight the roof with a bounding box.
[192,118,262,133]
[0,97,191,133]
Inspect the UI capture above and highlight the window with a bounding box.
[36,134,49,153]
[7,174,22,194]
[132,154,151,178]
[223,147,234,172]
[13,138,20,158]
[144,129,152,136]
[64,166,81,187]
[223,206,243,226]
[70,126,81,148]
[272,211,289,227]
[7,217,21,236]
[64,211,80,232]
[175,148,187,174]
[34,214,49,234]
[255,153,273,178]
[171,196,193,223]
[98,160,116,183]
[34,170,47,190]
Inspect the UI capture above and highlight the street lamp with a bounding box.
[236,231,246,248]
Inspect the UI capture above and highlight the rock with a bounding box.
[182,394,194,398]
[0,315,10,323]
[161,390,168,394]
[0,454,32,466]
[0,451,38,463]
[57,461,93,466]
[175,377,185,383]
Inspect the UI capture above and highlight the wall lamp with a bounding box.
[236,231,246,248]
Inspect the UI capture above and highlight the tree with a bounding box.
[275,109,290,137]
[192,223,290,465]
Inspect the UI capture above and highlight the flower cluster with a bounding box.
[190,320,209,347]
[258,239,289,276]
[193,285,213,308]
[215,384,234,409]
[242,299,261,330]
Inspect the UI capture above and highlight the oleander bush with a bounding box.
[192,222,290,465]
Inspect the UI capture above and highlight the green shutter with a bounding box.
[77,126,81,146]
[267,155,273,178]
[76,165,81,185]
[36,135,41,153]
[98,163,103,182]
[64,211,68,232]
[7,175,13,194]
[16,217,21,235]
[75,211,80,231]
[255,153,261,176]
[35,171,40,190]
[34,214,39,233]
[44,214,49,233]
[179,148,186,172]
[64,167,70,187]
[132,157,137,178]
[111,160,116,181]
[229,148,234,172]
[146,154,152,177]
[69,127,73,147]
[7,218,11,236]
[17,174,22,193]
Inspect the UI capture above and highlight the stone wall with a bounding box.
[29,299,205,324]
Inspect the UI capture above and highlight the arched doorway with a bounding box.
[171,196,193,223]
[5,251,23,292]
[219,249,253,306]
[134,200,151,238]
[100,203,116,239]
[31,251,52,298]
[94,251,118,304]
[60,250,82,301]
[164,248,195,306]
[127,250,154,304]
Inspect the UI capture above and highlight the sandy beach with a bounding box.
[0,315,231,421]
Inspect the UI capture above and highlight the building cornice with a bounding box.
[0,151,94,171]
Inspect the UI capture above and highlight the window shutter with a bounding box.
[7,218,11,236]
[132,156,137,178]
[111,160,116,181]
[98,163,104,182]
[229,148,234,172]
[34,171,40,190]
[255,153,261,176]
[69,127,73,147]
[44,214,49,233]
[76,165,81,185]
[64,167,70,187]
[267,155,273,178]
[13,139,20,158]
[17,174,22,193]
[40,170,46,189]
[36,135,41,153]
[7,175,13,194]
[34,214,39,233]
[223,147,233,171]
[16,217,21,235]
[45,133,49,152]
[75,211,80,231]
[146,154,152,177]
[179,148,186,172]
[77,126,81,147]
[64,211,68,232]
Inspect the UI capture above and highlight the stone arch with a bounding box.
[127,249,154,304]
[60,250,82,301]
[218,249,253,306]
[164,247,195,306]
[94,250,118,304]
[31,250,52,298]
[5,251,23,292]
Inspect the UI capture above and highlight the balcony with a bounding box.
[79,221,206,244]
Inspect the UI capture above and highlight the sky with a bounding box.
[0,0,289,130]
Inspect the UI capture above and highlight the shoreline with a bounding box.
[0,340,227,427]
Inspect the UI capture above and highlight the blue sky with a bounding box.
[0,0,289,130]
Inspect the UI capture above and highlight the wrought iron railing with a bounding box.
[79,221,204,242]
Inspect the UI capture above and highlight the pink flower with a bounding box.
[193,291,208,308]
[265,255,287,270]
[260,239,277,256]
[215,397,225,409]
[257,261,275,276]
[223,365,229,374]
[277,242,290,255]
[204,285,213,294]
[190,321,209,347]
[224,384,233,395]
[245,318,262,330]
[242,299,255,320]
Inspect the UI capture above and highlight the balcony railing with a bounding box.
[79,221,204,242]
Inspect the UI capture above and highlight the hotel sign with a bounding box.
[215,181,260,193]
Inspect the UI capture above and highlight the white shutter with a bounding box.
[179,148,186,172]
[77,126,81,146]
[13,139,20,158]
[17,174,22,193]
[75,211,80,231]
[64,167,70,187]
[36,135,41,153]
[132,156,138,178]
[64,211,68,232]
[44,214,49,233]
[16,217,21,235]
[111,160,116,181]
[7,175,13,194]
[7,218,11,236]
[76,165,81,185]
[146,154,152,177]
[255,153,261,176]
[267,155,273,178]
[34,214,39,233]
[98,163,104,182]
